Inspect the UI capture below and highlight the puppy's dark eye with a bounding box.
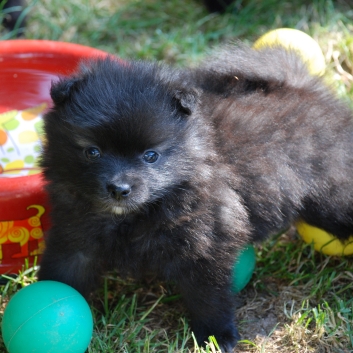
[143,151,159,163]
[84,147,101,160]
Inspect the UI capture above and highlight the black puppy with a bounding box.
[38,45,353,352]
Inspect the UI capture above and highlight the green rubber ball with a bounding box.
[231,244,256,293]
[2,281,93,353]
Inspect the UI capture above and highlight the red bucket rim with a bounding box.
[0,39,108,58]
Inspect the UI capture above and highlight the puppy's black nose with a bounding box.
[107,184,131,200]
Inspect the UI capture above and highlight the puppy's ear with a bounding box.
[50,77,79,105]
[173,88,199,115]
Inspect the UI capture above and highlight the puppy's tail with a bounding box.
[200,43,322,90]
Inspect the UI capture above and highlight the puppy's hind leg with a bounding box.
[300,198,353,241]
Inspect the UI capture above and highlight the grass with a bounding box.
[238,230,353,352]
[1,0,353,352]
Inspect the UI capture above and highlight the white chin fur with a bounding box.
[112,206,126,215]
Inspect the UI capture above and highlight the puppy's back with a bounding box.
[193,45,353,241]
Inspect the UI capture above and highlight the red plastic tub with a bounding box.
[0,40,108,274]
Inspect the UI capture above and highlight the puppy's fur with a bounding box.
[38,45,353,352]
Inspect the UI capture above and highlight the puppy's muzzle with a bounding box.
[107,183,132,200]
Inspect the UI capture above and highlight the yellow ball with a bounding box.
[296,221,353,256]
[253,28,326,76]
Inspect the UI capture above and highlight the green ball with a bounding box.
[2,281,93,353]
[231,244,256,293]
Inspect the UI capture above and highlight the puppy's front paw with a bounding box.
[217,326,240,352]
[193,320,240,352]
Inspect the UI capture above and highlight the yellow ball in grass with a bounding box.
[296,221,353,256]
[253,28,326,76]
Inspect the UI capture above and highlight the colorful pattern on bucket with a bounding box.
[0,103,47,177]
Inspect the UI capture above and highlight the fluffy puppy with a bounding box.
[38,45,353,352]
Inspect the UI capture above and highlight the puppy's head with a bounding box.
[42,57,204,215]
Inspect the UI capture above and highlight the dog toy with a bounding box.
[253,28,326,76]
[296,221,353,256]
[231,244,256,293]
[2,281,93,353]
[254,28,353,255]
